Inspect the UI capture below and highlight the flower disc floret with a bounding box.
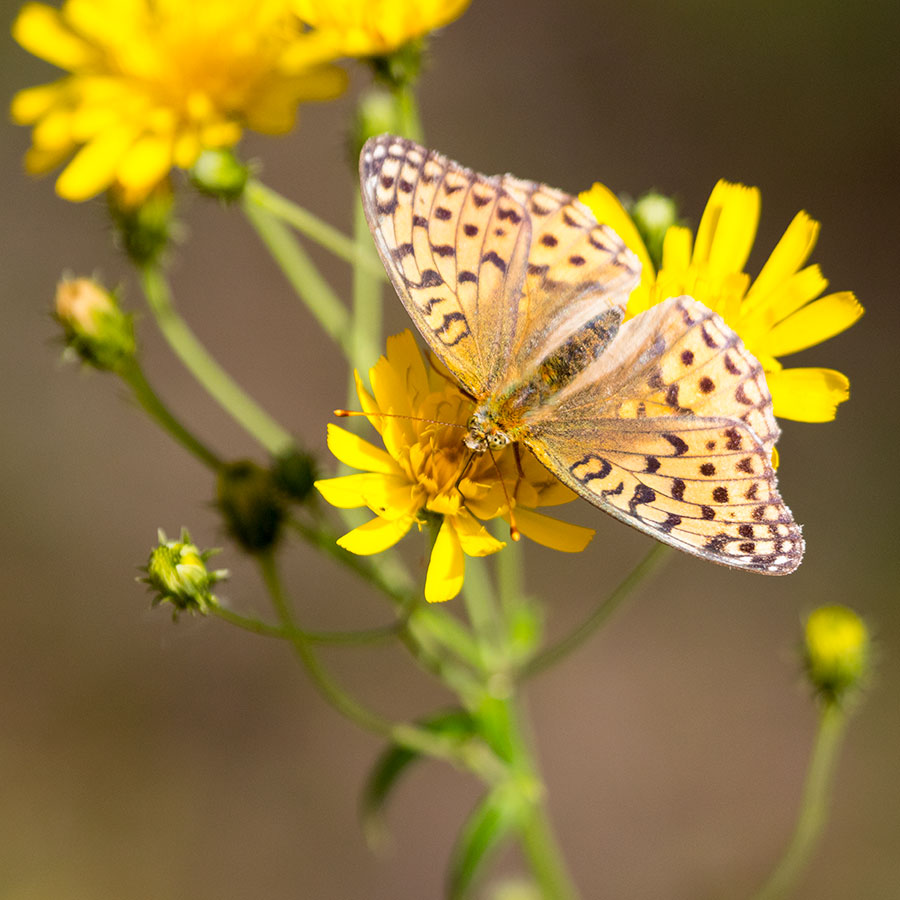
[315,332,593,603]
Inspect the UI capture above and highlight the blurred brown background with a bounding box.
[1,1,898,898]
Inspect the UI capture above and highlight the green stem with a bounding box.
[349,194,382,389]
[393,81,424,142]
[211,604,400,645]
[257,551,503,781]
[244,179,386,280]
[751,701,849,900]
[241,191,354,356]
[522,542,671,679]
[138,264,294,457]
[119,359,222,470]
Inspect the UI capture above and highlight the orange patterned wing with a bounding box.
[524,297,804,573]
[359,135,640,399]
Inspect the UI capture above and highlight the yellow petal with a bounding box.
[762,292,863,358]
[694,180,760,275]
[425,519,465,603]
[326,423,400,474]
[337,516,412,555]
[741,265,828,326]
[12,3,95,70]
[10,81,67,125]
[453,511,506,557]
[578,183,653,276]
[746,211,820,304]
[55,121,138,200]
[115,132,173,196]
[386,330,431,402]
[315,473,413,511]
[660,225,693,274]
[513,508,594,552]
[767,367,850,422]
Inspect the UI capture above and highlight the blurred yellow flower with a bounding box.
[315,331,593,603]
[11,0,347,204]
[580,180,863,423]
[293,0,471,57]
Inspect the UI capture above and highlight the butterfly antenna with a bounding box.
[486,446,520,542]
[334,409,467,429]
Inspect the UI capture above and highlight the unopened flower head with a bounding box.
[580,180,863,425]
[11,0,347,204]
[142,528,227,617]
[804,605,871,703]
[55,276,135,371]
[315,331,594,603]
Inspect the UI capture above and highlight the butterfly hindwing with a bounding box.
[524,297,803,573]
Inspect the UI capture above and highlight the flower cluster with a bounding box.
[315,331,593,603]
[580,180,863,423]
[11,0,470,205]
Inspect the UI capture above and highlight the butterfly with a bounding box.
[359,135,803,574]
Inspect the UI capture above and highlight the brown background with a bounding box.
[1,1,898,897]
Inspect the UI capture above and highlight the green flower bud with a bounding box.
[272,447,319,504]
[55,277,135,372]
[109,181,176,265]
[142,528,227,618]
[628,190,678,271]
[189,149,249,201]
[217,461,285,553]
[803,605,871,703]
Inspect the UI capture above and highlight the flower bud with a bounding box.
[189,149,249,201]
[628,190,678,271]
[217,461,286,553]
[55,276,135,372]
[142,528,227,618]
[803,605,871,703]
[272,447,319,504]
[109,181,176,265]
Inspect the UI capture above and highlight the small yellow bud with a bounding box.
[142,528,227,618]
[804,605,871,703]
[55,277,135,371]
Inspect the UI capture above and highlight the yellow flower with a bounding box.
[580,180,863,423]
[292,0,471,58]
[11,0,347,204]
[315,331,593,603]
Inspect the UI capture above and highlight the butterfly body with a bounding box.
[360,135,804,574]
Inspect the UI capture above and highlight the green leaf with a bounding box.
[447,786,520,900]
[361,708,476,847]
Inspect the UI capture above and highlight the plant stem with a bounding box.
[244,179,386,280]
[349,194,382,391]
[751,701,849,900]
[257,551,503,782]
[241,190,354,356]
[119,359,222,469]
[138,264,294,457]
[211,604,400,645]
[522,542,671,679]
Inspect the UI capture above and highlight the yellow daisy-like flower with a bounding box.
[315,331,593,603]
[292,0,471,58]
[11,0,347,204]
[580,180,863,423]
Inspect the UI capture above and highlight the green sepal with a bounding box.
[447,785,521,900]
[361,708,476,848]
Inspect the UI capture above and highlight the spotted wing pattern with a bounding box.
[525,297,804,573]
[360,135,639,399]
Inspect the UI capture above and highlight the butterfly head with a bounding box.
[463,410,511,454]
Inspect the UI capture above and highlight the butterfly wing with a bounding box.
[360,135,640,399]
[523,296,804,573]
